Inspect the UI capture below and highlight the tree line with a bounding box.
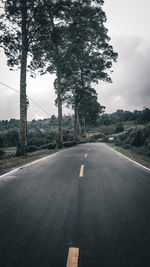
[0,107,149,149]
[98,107,150,126]
[0,0,117,155]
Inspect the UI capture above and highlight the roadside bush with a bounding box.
[145,150,150,157]
[147,142,150,150]
[27,145,38,152]
[98,124,116,136]
[47,143,57,150]
[46,131,57,143]
[38,144,49,149]
[114,125,150,148]
[114,139,122,146]
[115,122,124,133]
[122,144,132,149]
[80,140,88,144]
[88,133,104,142]
[63,141,76,147]
[28,137,45,147]
[0,149,5,159]
[0,134,5,148]
[62,129,74,142]
[89,138,95,142]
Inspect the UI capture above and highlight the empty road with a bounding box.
[0,143,150,267]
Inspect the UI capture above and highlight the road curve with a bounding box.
[0,143,150,267]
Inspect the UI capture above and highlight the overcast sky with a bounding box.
[0,0,150,121]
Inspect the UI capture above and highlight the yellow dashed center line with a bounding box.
[66,247,79,267]
[84,153,88,159]
[79,165,84,177]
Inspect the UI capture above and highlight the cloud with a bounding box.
[97,35,150,113]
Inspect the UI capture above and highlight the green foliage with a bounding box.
[0,147,16,159]
[27,142,57,152]
[63,141,76,147]
[47,143,57,150]
[115,122,124,133]
[136,107,150,124]
[27,145,38,153]
[0,129,19,147]
[63,129,74,142]
[98,108,150,126]
[98,124,116,136]
[0,149,5,160]
[78,87,105,127]
[114,125,150,156]
[1,108,149,151]
[1,0,118,150]
[0,0,41,70]
[122,144,132,150]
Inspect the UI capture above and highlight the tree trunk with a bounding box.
[77,109,81,140]
[74,104,78,142]
[16,0,28,156]
[74,104,81,142]
[56,66,63,148]
[83,117,86,135]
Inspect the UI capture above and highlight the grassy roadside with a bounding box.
[0,148,63,176]
[107,143,150,169]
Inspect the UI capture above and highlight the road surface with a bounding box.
[0,143,150,267]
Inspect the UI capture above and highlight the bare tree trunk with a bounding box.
[83,117,86,134]
[74,104,78,142]
[16,0,28,156]
[74,104,81,142]
[48,13,63,148]
[77,109,81,140]
[56,66,63,148]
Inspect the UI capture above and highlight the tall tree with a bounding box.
[29,0,117,145]
[60,76,105,140]
[29,0,74,148]
[0,0,40,155]
[59,0,117,140]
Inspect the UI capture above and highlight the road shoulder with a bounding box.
[0,148,64,176]
[106,143,150,171]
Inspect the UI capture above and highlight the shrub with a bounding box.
[80,140,88,144]
[27,137,45,147]
[114,140,122,146]
[63,141,76,147]
[27,145,38,152]
[47,143,57,150]
[38,144,49,149]
[89,138,95,142]
[115,122,124,133]
[145,150,150,157]
[114,125,150,148]
[0,149,5,159]
[122,144,132,149]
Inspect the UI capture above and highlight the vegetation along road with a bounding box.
[0,143,150,267]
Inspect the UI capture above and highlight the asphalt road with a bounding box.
[0,143,150,267]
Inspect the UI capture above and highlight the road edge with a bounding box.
[105,143,150,172]
[0,146,76,179]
